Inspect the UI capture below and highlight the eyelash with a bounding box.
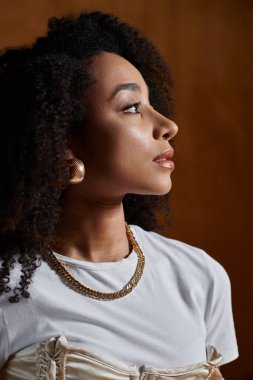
[122,101,141,114]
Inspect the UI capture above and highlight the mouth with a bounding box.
[152,149,175,169]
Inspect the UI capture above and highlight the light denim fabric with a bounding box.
[0,335,224,380]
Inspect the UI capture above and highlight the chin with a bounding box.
[141,180,172,196]
[154,175,172,193]
[154,186,172,196]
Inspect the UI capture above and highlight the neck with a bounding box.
[51,191,130,263]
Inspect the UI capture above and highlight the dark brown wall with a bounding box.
[0,1,252,379]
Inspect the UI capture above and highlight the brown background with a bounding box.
[0,1,252,379]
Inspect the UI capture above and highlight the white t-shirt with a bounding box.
[0,224,239,370]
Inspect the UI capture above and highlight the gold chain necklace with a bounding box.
[46,222,145,301]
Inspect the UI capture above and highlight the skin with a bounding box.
[51,52,178,262]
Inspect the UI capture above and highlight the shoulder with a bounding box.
[131,224,230,289]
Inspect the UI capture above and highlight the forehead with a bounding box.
[89,52,147,93]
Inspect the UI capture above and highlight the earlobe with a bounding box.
[65,146,75,160]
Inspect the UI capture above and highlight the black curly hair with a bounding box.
[0,11,175,303]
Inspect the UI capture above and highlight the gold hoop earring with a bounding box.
[67,158,85,184]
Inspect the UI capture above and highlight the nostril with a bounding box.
[153,113,178,140]
[162,132,170,140]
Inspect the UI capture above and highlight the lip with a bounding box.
[152,148,175,170]
[152,149,174,162]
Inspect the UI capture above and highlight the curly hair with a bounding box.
[0,11,175,303]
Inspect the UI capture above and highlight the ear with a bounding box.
[65,146,75,161]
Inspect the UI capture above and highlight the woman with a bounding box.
[0,11,238,379]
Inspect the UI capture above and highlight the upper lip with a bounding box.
[153,148,174,161]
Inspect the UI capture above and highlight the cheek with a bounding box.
[108,125,151,164]
[105,131,154,188]
[81,112,153,181]
[85,115,149,157]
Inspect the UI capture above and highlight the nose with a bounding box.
[153,111,178,141]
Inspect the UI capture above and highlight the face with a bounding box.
[69,52,178,201]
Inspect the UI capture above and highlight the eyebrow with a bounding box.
[109,82,149,100]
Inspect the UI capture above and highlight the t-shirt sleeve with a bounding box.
[204,253,239,365]
[0,307,10,369]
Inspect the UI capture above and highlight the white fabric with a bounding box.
[0,224,238,371]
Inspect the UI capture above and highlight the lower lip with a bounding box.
[153,160,175,169]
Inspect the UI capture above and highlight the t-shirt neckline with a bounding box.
[52,224,140,271]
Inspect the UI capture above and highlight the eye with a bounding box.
[122,101,141,114]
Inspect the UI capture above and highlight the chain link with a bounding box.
[46,222,145,301]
